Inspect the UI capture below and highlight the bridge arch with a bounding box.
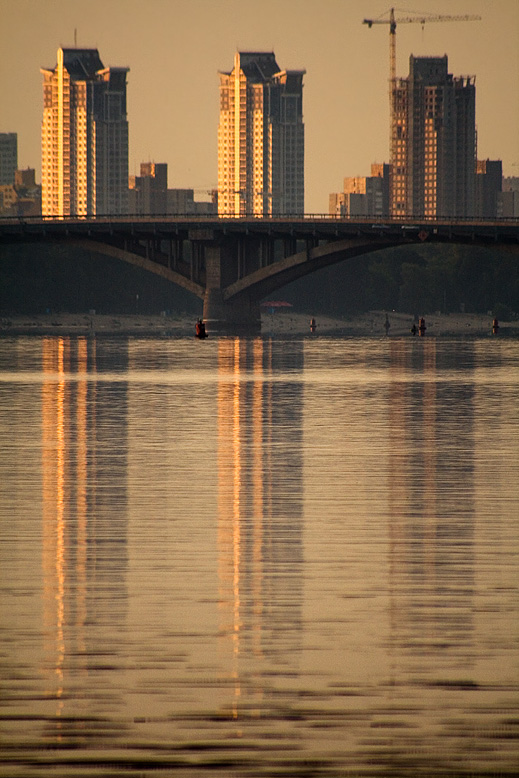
[224,236,400,302]
[68,238,205,299]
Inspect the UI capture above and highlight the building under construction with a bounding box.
[391,54,476,219]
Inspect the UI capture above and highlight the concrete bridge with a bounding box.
[1,215,518,330]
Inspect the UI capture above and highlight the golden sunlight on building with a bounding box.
[218,52,305,217]
[41,47,129,217]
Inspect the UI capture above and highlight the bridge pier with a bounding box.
[203,244,261,332]
[203,288,260,332]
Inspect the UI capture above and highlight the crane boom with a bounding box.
[363,8,481,87]
[364,13,481,26]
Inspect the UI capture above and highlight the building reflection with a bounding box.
[387,339,476,668]
[217,338,304,716]
[41,336,129,721]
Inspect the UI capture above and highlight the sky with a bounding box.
[1,0,518,213]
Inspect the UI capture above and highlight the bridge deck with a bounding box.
[1,215,518,244]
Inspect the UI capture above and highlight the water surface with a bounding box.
[1,333,518,776]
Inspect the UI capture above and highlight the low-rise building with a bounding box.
[167,189,217,216]
[498,177,519,217]
[129,163,168,214]
[329,163,389,217]
[0,167,41,215]
[129,163,217,216]
[475,159,502,218]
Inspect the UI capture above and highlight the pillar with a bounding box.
[203,245,260,332]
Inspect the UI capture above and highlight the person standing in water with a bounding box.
[195,319,207,338]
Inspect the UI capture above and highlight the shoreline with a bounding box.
[0,310,516,337]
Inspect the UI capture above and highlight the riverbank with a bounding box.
[263,310,517,337]
[0,310,516,337]
[0,312,190,336]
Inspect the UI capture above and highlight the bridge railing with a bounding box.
[1,213,519,227]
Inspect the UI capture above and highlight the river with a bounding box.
[0,332,518,776]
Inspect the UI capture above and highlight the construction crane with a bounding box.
[363,8,481,166]
[363,8,481,96]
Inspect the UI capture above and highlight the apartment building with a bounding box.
[217,51,305,217]
[41,47,129,216]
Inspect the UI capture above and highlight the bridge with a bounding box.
[1,215,518,330]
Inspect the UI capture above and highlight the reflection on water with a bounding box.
[0,334,518,776]
[387,339,476,663]
[39,337,129,739]
[217,339,303,719]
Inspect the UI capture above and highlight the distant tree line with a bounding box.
[0,243,200,317]
[282,244,519,321]
[1,242,518,321]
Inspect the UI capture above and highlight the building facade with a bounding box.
[0,168,41,216]
[0,133,17,185]
[41,48,129,217]
[499,177,519,218]
[167,189,217,216]
[475,159,502,218]
[329,163,390,217]
[218,52,305,217]
[129,163,168,215]
[391,55,476,218]
[14,169,41,216]
[128,162,217,216]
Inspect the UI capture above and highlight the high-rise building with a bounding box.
[41,48,129,217]
[0,133,17,185]
[217,52,305,217]
[392,55,476,218]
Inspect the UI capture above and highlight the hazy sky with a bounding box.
[1,0,518,212]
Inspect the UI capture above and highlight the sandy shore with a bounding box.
[0,310,516,337]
